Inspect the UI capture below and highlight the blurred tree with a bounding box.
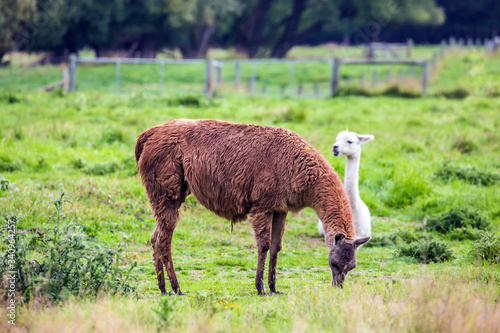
[0,0,36,63]
[26,0,117,61]
[231,0,444,58]
[165,0,242,58]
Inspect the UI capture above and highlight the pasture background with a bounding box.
[0,49,500,332]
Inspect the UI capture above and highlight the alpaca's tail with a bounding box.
[135,126,161,163]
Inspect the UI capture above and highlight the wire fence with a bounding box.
[65,37,499,98]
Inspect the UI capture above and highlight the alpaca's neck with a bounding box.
[344,154,360,201]
[312,174,356,249]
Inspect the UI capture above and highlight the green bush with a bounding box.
[435,163,499,186]
[426,209,490,233]
[452,138,477,154]
[0,155,23,172]
[0,175,13,191]
[83,162,120,175]
[168,95,213,107]
[395,238,453,263]
[277,106,306,123]
[435,87,469,99]
[0,92,22,104]
[469,232,500,264]
[448,227,483,241]
[0,188,136,303]
[380,86,421,98]
[100,129,125,145]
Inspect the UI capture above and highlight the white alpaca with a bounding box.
[318,130,374,238]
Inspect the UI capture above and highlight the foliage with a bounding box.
[434,87,469,99]
[0,187,136,303]
[0,155,22,172]
[0,0,452,59]
[426,209,491,234]
[448,227,483,241]
[0,0,36,61]
[395,238,453,263]
[469,232,500,264]
[0,174,13,191]
[435,163,500,186]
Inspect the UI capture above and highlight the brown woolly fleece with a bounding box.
[136,119,355,295]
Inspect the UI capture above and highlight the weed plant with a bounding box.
[470,232,500,264]
[0,188,136,303]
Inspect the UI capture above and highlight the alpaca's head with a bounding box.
[332,129,374,158]
[329,233,371,287]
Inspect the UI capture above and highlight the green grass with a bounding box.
[0,48,500,332]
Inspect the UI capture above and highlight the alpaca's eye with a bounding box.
[347,141,353,144]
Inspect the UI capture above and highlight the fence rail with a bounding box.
[68,36,498,98]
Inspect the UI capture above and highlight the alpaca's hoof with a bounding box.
[270,290,283,295]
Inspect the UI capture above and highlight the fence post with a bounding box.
[251,62,256,96]
[159,62,165,95]
[441,39,447,58]
[69,54,76,92]
[115,59,121,94]
[422,61,428,96]
[450,36,456,50]
[475,38,481,50]
[235,61,241,90]
[215,62,222,96]
[359,74,365,87]
[406,39,413,58]
[204,57,214,97]
[298,84,303,96]
[331,58,340,96]
[458,38,464,50]
[62,66,69,93]
[262,84,267,95]
[431,52,437,72]
[314,83,319,97]
[289,61,295,97]
[467,38,473,50]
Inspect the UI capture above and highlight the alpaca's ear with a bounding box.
[358,134,374,144]
[354,236,371,248]
[334,233,346,245]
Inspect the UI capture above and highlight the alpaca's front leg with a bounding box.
[251,211,273,295]
[269,211,287,294]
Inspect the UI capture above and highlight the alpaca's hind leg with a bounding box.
[151,227,167,294]
[155,208,183,295]
[268,211,287,294]
[251,211,273,295]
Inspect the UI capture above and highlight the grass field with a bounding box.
[0,47,499,332]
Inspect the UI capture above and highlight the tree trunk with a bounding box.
[196,25,215,58]
[270,0,308,58]
[180,44,196,59]
[242,0,275,58]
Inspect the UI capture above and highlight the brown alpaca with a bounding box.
[136,119,370,295]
